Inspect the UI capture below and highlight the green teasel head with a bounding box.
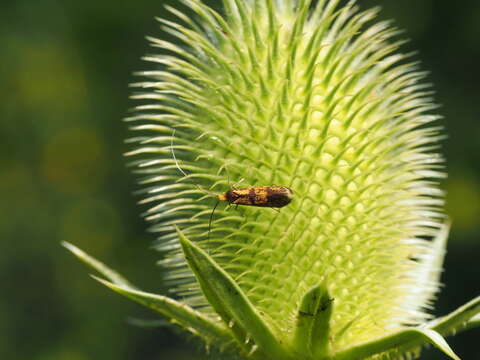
[130,0,445,341]
[65,0,480,359]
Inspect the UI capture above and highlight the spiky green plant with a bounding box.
[65,0,480,359]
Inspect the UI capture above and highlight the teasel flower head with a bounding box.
[65,0,480,359]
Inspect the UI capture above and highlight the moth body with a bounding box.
[218,186,293,208]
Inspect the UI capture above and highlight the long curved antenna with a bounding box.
[208,199,220,241]
[171,128,222,244]
[170,129,217,197]
[171,129,189,178]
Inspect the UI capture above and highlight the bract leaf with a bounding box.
[292,283,333,358]
[64,241,232,348]
[62,241,134,288]
[332,326,460,360]
[466,313,480,331]
[93,276,232,345]
[176,227,287,359]
[412,328,460,360]
[428,295,480,336]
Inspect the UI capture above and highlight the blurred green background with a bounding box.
[1,0,478,359]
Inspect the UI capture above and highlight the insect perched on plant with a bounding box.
[209,185,293,238]
[170,130,294,238]
[217,186,293,208]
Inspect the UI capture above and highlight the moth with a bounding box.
[171,130,293,238]
[208,185,293,239]
[217,186,293,208]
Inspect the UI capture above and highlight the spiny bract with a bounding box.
[65,1,480,359]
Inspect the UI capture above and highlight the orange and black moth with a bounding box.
[207,186,294,238]
[169,130,293,231]
[218,186,294,208]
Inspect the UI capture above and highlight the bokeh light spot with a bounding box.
[42,128,107,194]
[446,173,480,234]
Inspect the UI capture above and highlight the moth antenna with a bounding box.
[171,128,226,243]
[208,199,220,241]
[170,129,216,197]
[171,129,189,178]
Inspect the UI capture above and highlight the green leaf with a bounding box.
[412,328,460,360]
[92,276,233,346]
[176,227,287,359]
[292,283,333,358]
[332,327,460,360]
[62,241,134,288]
[63,242,233,348]
[428,295,480,336]
[466,313,480,331]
